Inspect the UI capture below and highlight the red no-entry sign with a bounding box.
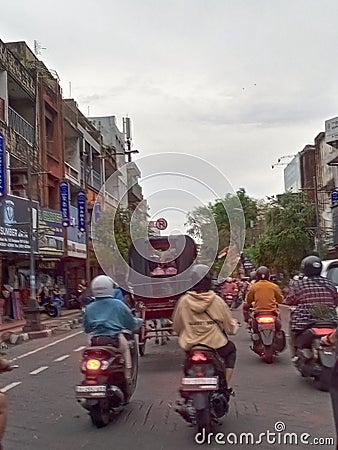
[156,218,168,230]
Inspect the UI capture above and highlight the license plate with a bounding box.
[181,377,218,385]
[180,377,218,390]
[75,385,106,394]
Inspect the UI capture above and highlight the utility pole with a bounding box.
[23,65,44,331]
[82,141,91,284]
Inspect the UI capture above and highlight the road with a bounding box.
[1,309,336,450]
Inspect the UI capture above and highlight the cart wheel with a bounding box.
[138,324,146,357]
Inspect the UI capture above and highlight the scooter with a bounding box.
[293,320,337,391]
[41,295,64,318]
[75,331,138,428]
[250,311,286,363]
[175,345,232,441]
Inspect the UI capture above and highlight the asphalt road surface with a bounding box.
[1,309,336,450]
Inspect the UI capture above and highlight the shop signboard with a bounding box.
[59,180,70,226]
[66,205,86,259]
[0,195,38,253]
[77,190,86,232]
[0,133,7,198]
[38,208,64,256]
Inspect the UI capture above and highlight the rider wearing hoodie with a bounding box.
[172,264,238,387]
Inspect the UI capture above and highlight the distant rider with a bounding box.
[243,266,283,331]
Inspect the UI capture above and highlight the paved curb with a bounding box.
[1,316,83,346]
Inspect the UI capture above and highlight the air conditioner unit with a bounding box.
[12,189,27,198]
[11,174,28,185]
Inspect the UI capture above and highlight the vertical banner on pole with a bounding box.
[77,190,86,232]
[59,180,70,227]
[0,133,7,198]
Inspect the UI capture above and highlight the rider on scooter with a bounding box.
[83,275,143,380]
[172,264,239,391]
[243,266,283,332]
[284,255,338,359]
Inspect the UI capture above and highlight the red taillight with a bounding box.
[86,359,101,370]
[191,353,207,362]
[312,328,335,336]
[256,316,275,324]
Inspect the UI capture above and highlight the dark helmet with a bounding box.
[255,266,270,281]
[249,270,256,281]
[190,264,212,292]
[300,255,322,277]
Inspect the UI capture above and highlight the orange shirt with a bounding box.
[245,280,283,313]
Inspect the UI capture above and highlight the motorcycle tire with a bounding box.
[314,367,332,392]
[196,408,211,436]
[263,345,273,364]
[90,400,110,428]
[45,305,58,318]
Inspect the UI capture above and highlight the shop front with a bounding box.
[0,195,38,322]
[63,205,87,295]
[37,208,65,296]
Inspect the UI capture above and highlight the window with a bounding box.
[326,266,338,286]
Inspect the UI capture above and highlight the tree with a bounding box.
[246,192,315,276]
[185,188,258,272]
[92,207,150,274]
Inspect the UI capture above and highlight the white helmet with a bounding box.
[91,275,115,298]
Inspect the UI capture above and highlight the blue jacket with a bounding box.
[83,296,141,337]
[113,288,125,303]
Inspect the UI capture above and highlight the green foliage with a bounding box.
[93,207,149,263]
[247,192,315,275]
[185,188,258,271]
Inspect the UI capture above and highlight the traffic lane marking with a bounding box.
[53,355,70,362]
[29,366,49,375]
[11,331,84,361]
[74,346,86,352]
[0,382,22,393]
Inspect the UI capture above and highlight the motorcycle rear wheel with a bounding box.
[262,345,273,364]
[314,367,332,392]
[196,408,211,435]
[90,400,110,428]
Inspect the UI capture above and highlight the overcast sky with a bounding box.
[3,0,338,232]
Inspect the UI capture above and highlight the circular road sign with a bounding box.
[156,218,168,230]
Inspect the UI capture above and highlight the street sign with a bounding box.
[77,190,86,232]
[59,180,70,227]
[156,218,167,230]
[331,189,338,207]
[0,133,7,198]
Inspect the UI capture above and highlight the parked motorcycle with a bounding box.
[293,320,337,391]
[41,295,64,318]
[175,345,232,439]
[250,311,286,363]
[75,331,138,428]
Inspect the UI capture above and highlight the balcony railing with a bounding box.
[8,107,34,144]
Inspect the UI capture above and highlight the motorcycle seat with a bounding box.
[90,336,120,347]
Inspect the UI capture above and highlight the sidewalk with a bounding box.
[0,309,83,345]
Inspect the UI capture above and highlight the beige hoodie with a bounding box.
[172,290,238,351]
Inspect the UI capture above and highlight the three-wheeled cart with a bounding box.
[128,235,197,356]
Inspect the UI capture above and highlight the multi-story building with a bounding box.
[284,154,301,192]
[324,116,338,253]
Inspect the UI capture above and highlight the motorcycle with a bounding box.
[250,311,286,363]
[293,320,337,391]
[75,331,138,428]
[41,295,64,318]
[175,345,232,440]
